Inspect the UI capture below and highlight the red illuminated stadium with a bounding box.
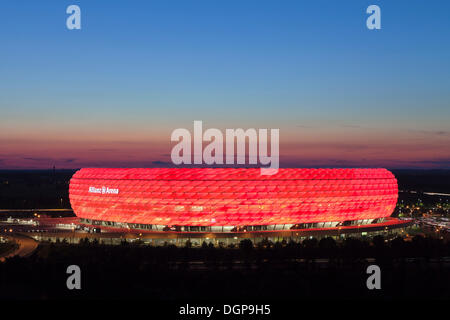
[68,168,409,237]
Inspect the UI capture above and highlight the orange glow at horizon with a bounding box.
[1,125,449,169]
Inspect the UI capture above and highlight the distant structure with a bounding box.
[68,168,411,240]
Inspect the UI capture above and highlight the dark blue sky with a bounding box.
[0,1,449,169]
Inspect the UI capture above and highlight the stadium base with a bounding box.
[25,217,413,246]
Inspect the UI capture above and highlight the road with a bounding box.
[0,233,38,262]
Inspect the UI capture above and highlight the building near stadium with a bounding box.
[68,168,411,243]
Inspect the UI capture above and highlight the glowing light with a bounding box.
[69,168,398,226]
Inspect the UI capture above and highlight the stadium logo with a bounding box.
[88,186,119,195]
[171,121,279,175]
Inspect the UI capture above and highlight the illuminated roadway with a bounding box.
[0,233,38,262]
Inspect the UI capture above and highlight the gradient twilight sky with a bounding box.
[1,0,449,169]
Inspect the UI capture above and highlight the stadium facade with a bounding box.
[68,168,411,242]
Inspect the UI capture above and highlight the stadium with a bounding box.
[68,168,412,243]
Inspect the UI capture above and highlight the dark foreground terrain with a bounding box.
[0,169,449,303]
[0,236,449,300]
